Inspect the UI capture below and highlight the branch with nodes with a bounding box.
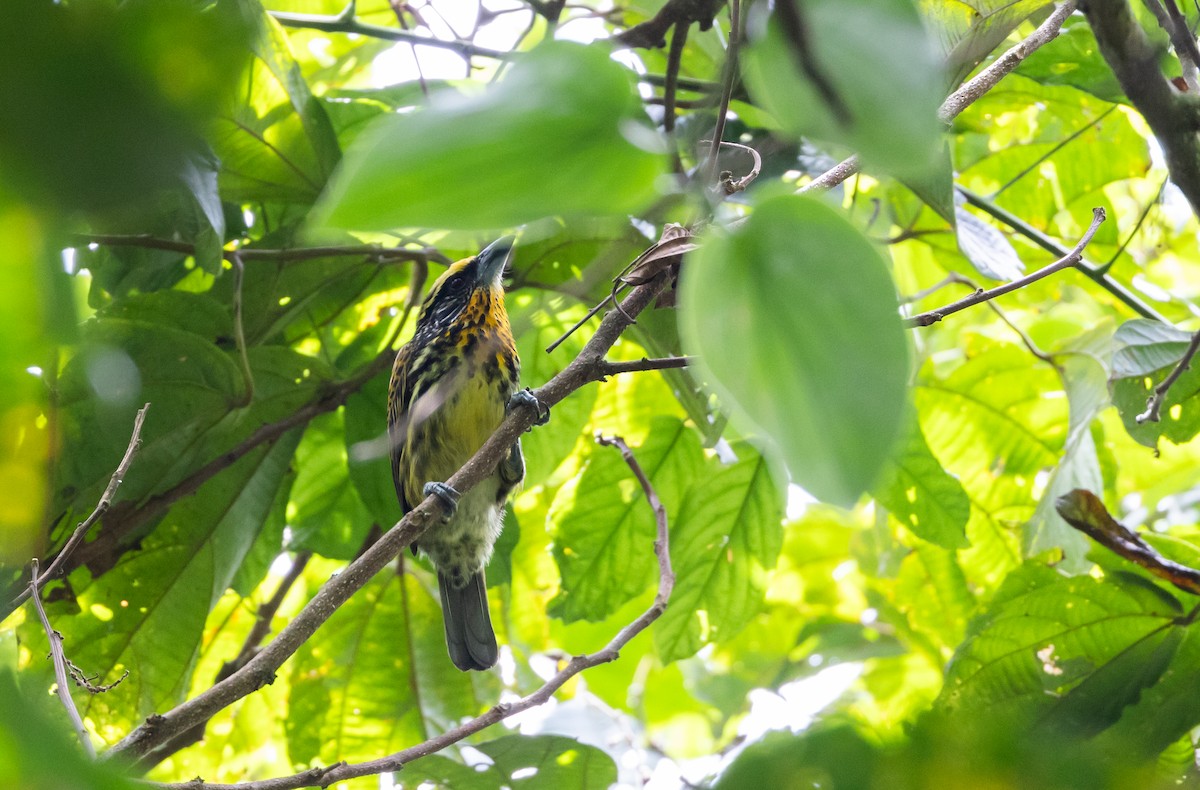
[799,0,1078,195]
[143,432,674,790]
[106,251,673,765]
[1136,329,1200,423]
[905,207,1106,327]
[6,404,149,615]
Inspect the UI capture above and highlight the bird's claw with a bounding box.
[508,387,550,427]
[423,481,460,520]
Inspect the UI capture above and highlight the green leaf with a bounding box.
[680,194,910,506]
[30,429,301,728]
[313,41,665,231]
[402,734,618,789]
[1111,321,1200,448]
[344,367,403,530]
[288,409,374,559]
[549,417,704,622]
[1025,354,1108,569]
[923,0,1055,86]
[873,419,971,549]
[742,0,945,181]
[937,563,1184,732]
[1016,15,1127,103]
[287,571,488,766]
[655,448,784,662]
[0,671,136,789]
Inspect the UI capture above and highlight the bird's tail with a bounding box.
[438,569,499,671]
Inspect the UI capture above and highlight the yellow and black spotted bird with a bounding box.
[388,237,542,671]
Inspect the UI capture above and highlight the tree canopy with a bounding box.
[5,1,1200,788]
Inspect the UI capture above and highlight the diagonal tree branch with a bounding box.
[106,262,673,765]
[141,432,675,790]
[1082,0,1200,216]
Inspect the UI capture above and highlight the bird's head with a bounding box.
[417,236,515,332]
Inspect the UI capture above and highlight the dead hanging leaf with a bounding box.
[621,223,698,286]
[1056,489,1200,596]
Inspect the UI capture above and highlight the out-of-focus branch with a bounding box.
[1082,0,1200,216]
[29,559,95,757]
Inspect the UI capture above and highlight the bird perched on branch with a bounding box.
[388,237,545,671]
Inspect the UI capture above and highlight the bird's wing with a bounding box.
[388,342,414,515]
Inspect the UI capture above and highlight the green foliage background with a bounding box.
[3,1,1200,788]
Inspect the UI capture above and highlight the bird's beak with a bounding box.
[476,236,514,287]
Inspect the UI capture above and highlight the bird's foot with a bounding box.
[423,481,460,520]
[508,387,550,427]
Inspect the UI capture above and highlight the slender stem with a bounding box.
[230,254,254,405]
[704,0,742,187]
[29,559,95,757]
[1136,329,1200,423]
[906,207,1107,327]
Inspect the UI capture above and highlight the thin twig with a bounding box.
[1161,0,1200,91]
[702,139,762,195]
[107,269,673,765]
[269,6,509,60]
[74,235,444,265]
[142,434,673,790]
[703,0,742,187]
[905,207,1106,327]
[598,356,695,376]
[798,1,1077,194]
[29,559,95,757]
[7,404,150,614]
[1136,329,1200,423]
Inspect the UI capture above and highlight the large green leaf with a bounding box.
[655,448,783,662]
[1016,15,1127,103]
[343,367,403,530]
[549,417,704,622]
[286,571,488,766]
[403,734,618,789]
[873,418,971,549]
[288,409,374,560]
[313,41,665,231]
[1111,319,1200,448]
[937,563,1186,733]
[24,429,301,732]
[742,0,944,181]
[680,195,910,506]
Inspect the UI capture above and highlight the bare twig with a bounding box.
[1136,329,1200,423]
[29,559,95,757]
[1158,0,1200,91]
[107,267,673,765]
[6,404,149,614]
[141,434,673,790]
[905,208,1106,327]
[799,1,1077,194]
[703,0,742,187]
[598,356,694,376]
[702,139,762,195]
[663,21,689,135]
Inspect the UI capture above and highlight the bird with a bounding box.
[387,237,544,671]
